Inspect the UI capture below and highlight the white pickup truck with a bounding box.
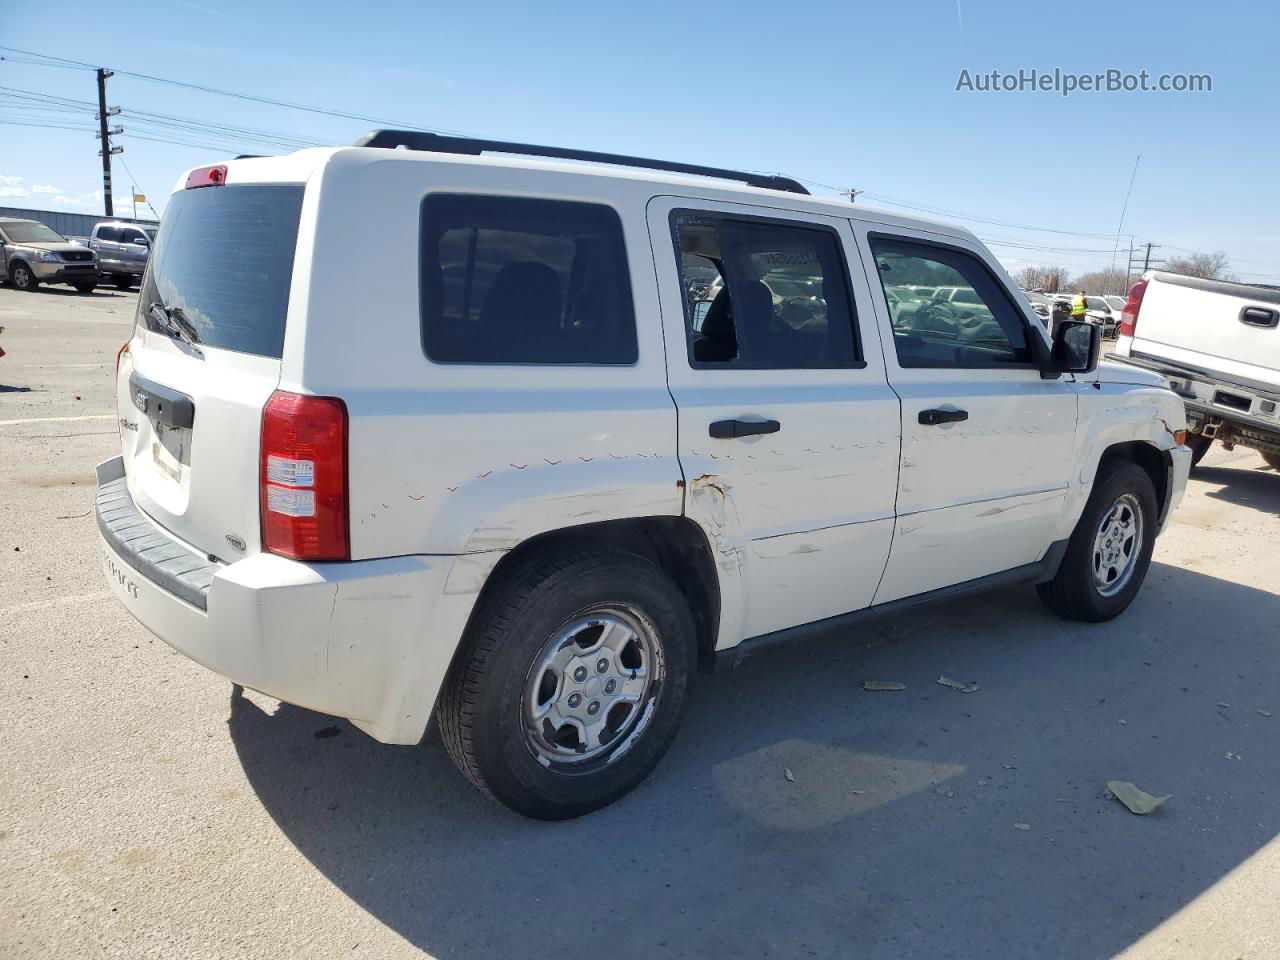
[1112,272,1280,469]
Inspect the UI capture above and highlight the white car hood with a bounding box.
[1092,358,1166,388]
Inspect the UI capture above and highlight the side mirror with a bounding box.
[132,237,149,246]
[1051,319,1101,374]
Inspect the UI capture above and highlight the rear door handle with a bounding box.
[918,408,969,426]
[709,418,781,439]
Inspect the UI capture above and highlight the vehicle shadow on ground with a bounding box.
[1193,462,1280,515]
[230,562,1280,960]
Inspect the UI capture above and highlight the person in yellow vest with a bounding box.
[1071,290,1088,320]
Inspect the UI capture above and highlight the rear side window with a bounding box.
[671,212,862,369]
[420,194,637,365]
[138,185,304,358]
[97,226,121,242]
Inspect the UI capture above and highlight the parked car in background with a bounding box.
[0,217,100,293]
[89,221,158,289]
[98,136,1190,819]
[1085,296,1119,338]
[1112,271,1280,469]
[1104,295,1127,314]
[1023,291,1054,327]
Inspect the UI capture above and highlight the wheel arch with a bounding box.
[461,516,722,673]
[1096,440,1173,524]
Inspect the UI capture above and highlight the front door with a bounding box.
[648,196,901,647]
[853,225,1078,604]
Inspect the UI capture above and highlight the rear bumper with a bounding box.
[95,456,459,744]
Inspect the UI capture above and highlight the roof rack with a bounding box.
[352,130,810,196]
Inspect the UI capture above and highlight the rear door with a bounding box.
[117,181,304,561]
[94,225,122,270]
[118,226,150,272]
[854,225,1077,604]
[648,197,900,644]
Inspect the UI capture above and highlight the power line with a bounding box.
[1,45,484,137]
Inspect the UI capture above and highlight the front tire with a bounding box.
[74,282,97,294]
[9,262,37,291]
[1037,461,1158,622]
[1263,452,1280,471]
[438,547,695,820]
[112,274,134,290]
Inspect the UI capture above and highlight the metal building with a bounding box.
[0,206,159,240]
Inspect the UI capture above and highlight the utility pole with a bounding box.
[841,188,863,204]
[1141,242,1159,272]
[95,68,121,217]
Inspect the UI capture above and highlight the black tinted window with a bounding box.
[870,236,1032,368]
[137,185,304,359]
[672,213,861,369]
[98,226,121,242]
[121,228,146,244]
[420,195,637,365]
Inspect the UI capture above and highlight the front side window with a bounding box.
[870,235,1032,368]
[672,212,861,369]
[420,195,637,365]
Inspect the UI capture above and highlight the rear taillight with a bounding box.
[260,390,349,561]
[1119,277,1148,337]
[185,164,227,189]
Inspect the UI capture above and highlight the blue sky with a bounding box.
[2,0,1277,282]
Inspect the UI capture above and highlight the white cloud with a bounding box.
[53,195,73,204]
[0,185,31,198]
[31,183,60,194]
[0,174,23,186]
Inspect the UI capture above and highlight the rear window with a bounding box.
[138,184,304,358]
[420,194,637,365]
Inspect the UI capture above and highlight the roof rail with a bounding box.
[352,130,810,196]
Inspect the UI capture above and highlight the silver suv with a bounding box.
[88,221,157,290]
[0,217,100,293]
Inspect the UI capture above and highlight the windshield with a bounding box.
[137,184,303,358]
[2,221,66,244]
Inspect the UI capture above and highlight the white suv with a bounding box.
[98,133,1192,819]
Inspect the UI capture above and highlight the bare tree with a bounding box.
[1164,251,1233,281]
[1072,268,1130,295]
[1013,265,1073,293]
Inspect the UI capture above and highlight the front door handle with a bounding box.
[709,418,781,439]
[918,408,969,426]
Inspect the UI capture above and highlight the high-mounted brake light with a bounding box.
[1119,277,1148,338]
[260,390,349,561]
[185,164,227,189]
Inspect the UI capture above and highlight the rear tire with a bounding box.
[1037,461,1158,622]
[438,547,695,820]
[1186,434,1213,468]
[112,274,134,290]
[1263,452,1280,471]
[9,262,37,291]
[74,283,96,294]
